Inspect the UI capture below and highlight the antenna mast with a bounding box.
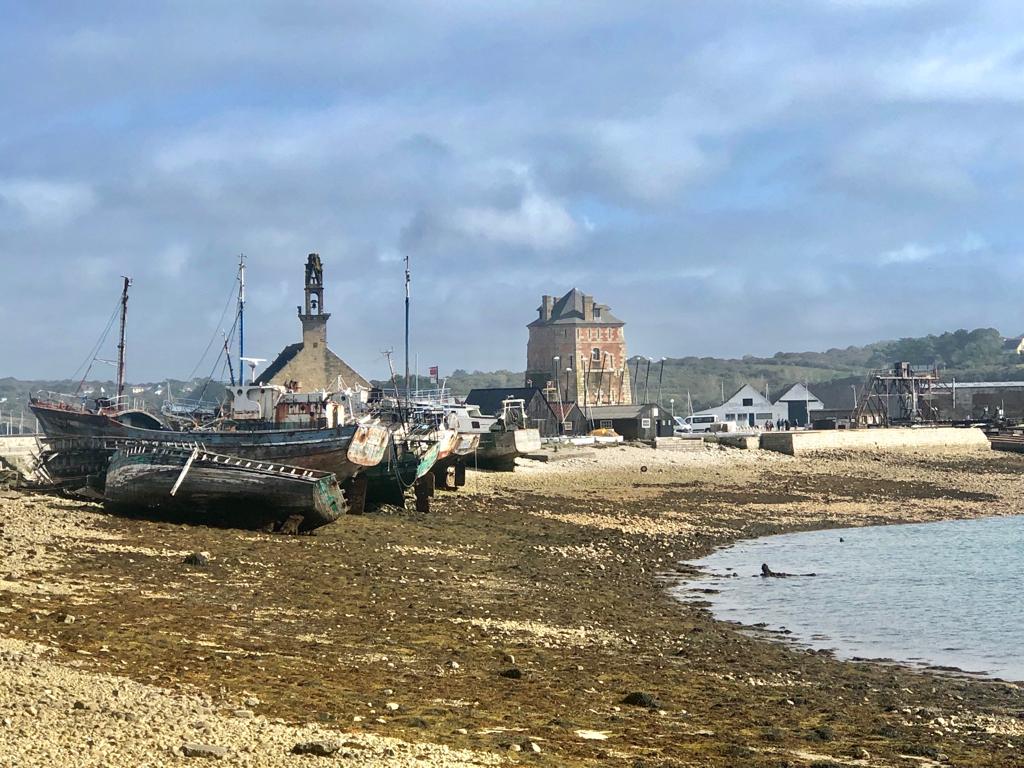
[238,253,246,365]
[116,276,131,401]
[404,254,410,415]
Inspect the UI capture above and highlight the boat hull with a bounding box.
[30,401,365,487]
[473,428,542,471]
[105,446,346,531]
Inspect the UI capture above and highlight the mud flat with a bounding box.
[2,443,1024,766]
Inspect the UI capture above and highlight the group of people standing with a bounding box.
[763,418,796,431]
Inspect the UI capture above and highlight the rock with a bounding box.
[621,691,661,709]
[54,612,75,624]
[72,700,93,711]
[183,552,210,567]
[499,667,523,679]
[181,743,228,758]
[291,740,340,757]
[231,709,253,718]
[853,746,871,760]
[524,741,542,753]
[384,702,400,711]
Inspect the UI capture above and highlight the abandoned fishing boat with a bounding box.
[441,398,542,471]
[32,383,390,499]
[105,444,347,532]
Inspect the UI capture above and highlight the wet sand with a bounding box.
[2,443,1024,766]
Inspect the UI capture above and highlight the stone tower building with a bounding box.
[258,254,370,392]
[525,288,632,406]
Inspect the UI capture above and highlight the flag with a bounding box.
[429,365,439,383]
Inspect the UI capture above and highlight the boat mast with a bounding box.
[237,253,246,366]
[116,276,131,401]
[404,254,410,415]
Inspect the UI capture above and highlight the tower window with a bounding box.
[592,347,601,362]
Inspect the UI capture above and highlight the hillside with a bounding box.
[439,328,1024,412]
[0,377,225,433]
[4,328,1023,431]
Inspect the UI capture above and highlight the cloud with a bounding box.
[878,242,937,264]
[5,2,1024,379]
[450,190,580,250]
[0,179,95,227]
[157,243,190,278]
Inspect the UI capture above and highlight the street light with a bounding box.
[670,398,675,418]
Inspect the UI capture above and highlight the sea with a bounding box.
[678,515,1024,681]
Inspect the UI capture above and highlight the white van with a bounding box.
[674,414,721,434]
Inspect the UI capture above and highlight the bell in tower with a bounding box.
[302,253,325,316]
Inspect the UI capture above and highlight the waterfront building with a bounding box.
[525,288,632,406]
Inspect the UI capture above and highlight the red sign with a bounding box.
[429,365,439,378]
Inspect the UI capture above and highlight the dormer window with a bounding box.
[594,307,601,319]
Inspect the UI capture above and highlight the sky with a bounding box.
[2,0,1024,382]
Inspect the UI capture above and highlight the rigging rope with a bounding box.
[184,273,239,384]
[72,296,123,395]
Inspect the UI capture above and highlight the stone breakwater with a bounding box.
[1,444,1024,766]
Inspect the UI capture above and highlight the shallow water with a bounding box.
[680,515,1024,681]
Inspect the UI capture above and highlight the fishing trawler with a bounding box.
[29,262,389,506]
[440,398,541,471]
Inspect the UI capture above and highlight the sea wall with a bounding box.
[759,427,989,456]
[0,436,39,478]
[653,436,706,451]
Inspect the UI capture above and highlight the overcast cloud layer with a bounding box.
[3,1,1024,381]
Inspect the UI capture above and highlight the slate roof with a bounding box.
[256,342,370,389]
[528,288,623,327]
[465,387,546,417]
[723,383,771,406]
[585,404,647,419]
[1002,336,1024,352]
[550,401,581,420]
[772,383,823,404]
[256,343,303,384]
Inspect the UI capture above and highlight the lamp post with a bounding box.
[670,398,675,418]
[552,356,564,434]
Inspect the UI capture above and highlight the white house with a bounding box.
[688,382,825,429]
[689,384,781,429]
[772,383,825,426]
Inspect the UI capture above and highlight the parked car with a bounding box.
[674,414,722,434]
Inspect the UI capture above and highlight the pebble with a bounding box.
[621,691,661,709]
[291,740,340,757]
[181,742,229,758]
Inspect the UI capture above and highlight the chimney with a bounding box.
[582,294,594,321]
[540,295,554,321]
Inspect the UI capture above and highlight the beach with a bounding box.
[2,443,1024,766]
